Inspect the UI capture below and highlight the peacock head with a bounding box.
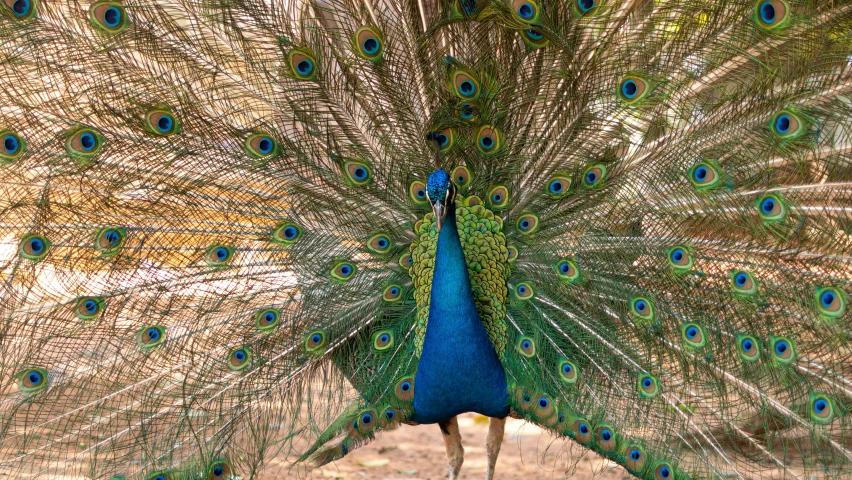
[426,169,455,232]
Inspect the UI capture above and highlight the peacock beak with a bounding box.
[432,200,445,232]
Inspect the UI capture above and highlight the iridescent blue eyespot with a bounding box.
[643,377,652,388]
[736,273,748,286]
[600,429,612,441]
[148,328,160,341]
[578,423,589,434]
[518,2,534,18]
[814,399,827,413]
[12,0,31,17]
[28,371,42,385]
[585,171,598,183]
[361,413,373,424]
[635,300,647,312]
[538,397,549,408]
[693,166,708,182]
[577,0,595,13]
[621,80,638,99]
[760,1,776,23]
[761,197,776,215]
[821,290,836,308]
[775,340,788,355]
[80,132,96,151]
[630,449,641,461]
[525,29,543,40]
[3,134,19,154]
[479,135,494,149]
[362,38,379,55]
[257,137,273,154]
[670,248,684,263]
[156,115,174,134]
[385,409,395,420]
[353,167,368,180]
[686,326,698,339]
[297,59,313,75]
[562,363,572,374]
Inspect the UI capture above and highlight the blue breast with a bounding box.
[411,207,509,424]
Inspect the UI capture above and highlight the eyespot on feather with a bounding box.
[288,49,318,81]
[456,101,479,122]
[556,258,580,283]
[559,359,579,384]
[343,161,373,186]
[138,326,165,349]
[730,270,758,296]
[428,129,456,153]
[206,460,233,480]
[451,70,480,100]
[399,254,414,270]
[515,387,534,411]
[75,296,104,321]
[256,308,281,331]
[681,323,707,349]
[756,193,787,221]
[382,285,403,302]
[737,335,760,362]
[572,419,593,444]
[18,367,48,393]
[770,336,796,365]
[574,0,598,15]
[486,185,509,210]
[546,175,571,197]
[330,261,357,281]
[514,282,534,300]
[272,221,302,245]
[90,2,127,32]
[357,410,378,433]
[305,330,327,352]
[19,234,50,261]
[245,133,278,158]
[205,245,233,266]
[519,28,549,49]
[629,297,656,325]
[395,377,414,401]
[754,0,790,30]
[366,234,393,254]
[145,471,174,480]
[809,394,835,424]
[450,165,471,187]
[0,131,25,162]
[816,286,846,320]
[476,125,502,155]
[372,330,394,351]
[667,246,694,270]
[638,374,660,398]
[619,76,650,103]
[515,213,539,234]
[654,463,674,480]
[687,161,722,190]
[624,445,648,473]
[517,336,536,357]
[595,425,617,452]
[513,0,539,21]
[145,109,179,136]
[3,0,37,20]
[66,128,103,158]
[93,227,126,257]
[228,347,252,371]
[409,181,429,204]
[353,26,383,61]
[582,164,606,188]
[533,394,555,419]
[506,245,518,263]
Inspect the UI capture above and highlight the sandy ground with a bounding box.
[262,413,630,479]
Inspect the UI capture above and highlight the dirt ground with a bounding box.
[262,413,630,479]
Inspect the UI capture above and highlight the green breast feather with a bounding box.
[409,195,510,359]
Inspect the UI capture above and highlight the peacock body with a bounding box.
[1,0,852,479]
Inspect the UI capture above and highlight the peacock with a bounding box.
[1,0,852,478]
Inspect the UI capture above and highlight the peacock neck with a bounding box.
[411,206,509,424]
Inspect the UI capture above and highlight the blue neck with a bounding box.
[411,207,508,424]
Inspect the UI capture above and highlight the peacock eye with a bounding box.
[228,347,251,370]
[517,336,536,357]
[655,464,673,480]
[546,176,571,197]
[367,233,393,254]
[452,71,479,99]
[731,270,758,295]
[288,49,318,80]
[520,28,549,48]
[755,0,789,29]
[450,165,471,187]
[770,336,796,364]
[90,2,127,32]
[354,26,383,61]
[245,133,277,158]
[273,221,302,245]
[667,245,694,270]
[256,308,281,331]
[305,330,328,352]
[205,245,234,265]
[343,161,373,186]
[638,374,660,397]
[330,261,357,281]
[409,181,429,204]
[559,360,579,383]
[18,367,48,392]
[66,128,103,157]
[139,326,166,349]
[0,131,24,161]
[395,377,415,401]
[19,234,50,260]
[207,460,232,479]
[582,164,607,188]
[373,330,394,350]
[816,286,846,319]
[738,335,760,361]
[515,282,534,299]
[576,0,596,13]
[619,77,647,102]
[383,284,403,302]
[5,0,37,19]
[681,323,706,348]
[145,110,179,136]
[515,213,539,235]
[75,296,104,320]
[486,186,509,210]
[513,0,539,20]
[630,297,655,323]
[476,125,501,155]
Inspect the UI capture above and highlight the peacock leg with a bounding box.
[485,416,506,480]
[439,416,464,479]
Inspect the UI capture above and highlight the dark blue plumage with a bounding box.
[411,206,509,424]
